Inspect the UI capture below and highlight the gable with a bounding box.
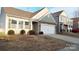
[60,11,67,17]
[34,13,56,24]
[32,8,49,20]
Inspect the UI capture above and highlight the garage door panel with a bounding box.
[41,23,55,34]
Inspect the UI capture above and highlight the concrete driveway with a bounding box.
[50,34,79,44]
[49,34,79,51]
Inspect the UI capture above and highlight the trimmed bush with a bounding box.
[8,30,15,35]
[28,30,36,35]
[39,31,44,35]
[20,30,25,35]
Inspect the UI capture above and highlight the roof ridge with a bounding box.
[52,10,64,14]
[34,7,45,13]
[51,10,64,17]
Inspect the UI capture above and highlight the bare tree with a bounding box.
[74,8,79,17]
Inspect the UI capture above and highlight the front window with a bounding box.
[25,21,29,29]
[12,20,17,24]
[8,19,17,28]
[25,22,29,25]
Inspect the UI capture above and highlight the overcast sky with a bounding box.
[0,7,78,18]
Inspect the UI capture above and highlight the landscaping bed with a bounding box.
[0,35,66,51]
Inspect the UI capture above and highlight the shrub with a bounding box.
[20,30,25,35]
[39,31,44,35]
[8,30,15,35]
[28,30,36,35]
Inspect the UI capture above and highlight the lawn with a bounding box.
[0,35,66,51]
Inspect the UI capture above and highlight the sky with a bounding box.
[0,7,78,18]
[16,7,78,18]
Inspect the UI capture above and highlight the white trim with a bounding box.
[7,14,30,20]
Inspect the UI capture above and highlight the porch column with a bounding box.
[23,21,25,29]
[59,23,60,33]
[30,21,33,30]
[17,20,19,29]
[38,22,40,33]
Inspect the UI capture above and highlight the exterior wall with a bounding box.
[59,12,68,24]
[73,20,79,29]
[68,19,73,32]
[5,15,32,34]
[73,23,78,29]
[0,8,6,34]
[59,12,69,32]
[53,16,59,33]
[78,22,79,28]
[59,12,73,32]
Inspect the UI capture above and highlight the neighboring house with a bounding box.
[0,7,56,35]
[71,17,79,29]
[51,10,73,33]
[68,19,73,32]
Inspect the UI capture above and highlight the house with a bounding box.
[51,10,73,33]
[71,17,79,29]
[68,19,73,32]
[0,7,56,35]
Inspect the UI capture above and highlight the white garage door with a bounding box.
[41,23,56,34]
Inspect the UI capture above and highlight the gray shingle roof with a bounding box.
[51,10,63,17]
[2,7,47,19]
[34,14,56,24]
[51,10,63,22]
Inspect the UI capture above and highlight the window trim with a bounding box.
[25,21,29,25]
[11,19,17,24]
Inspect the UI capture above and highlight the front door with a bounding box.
[32,22,39,33]
[60,23,63,32]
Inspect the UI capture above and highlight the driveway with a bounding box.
[49,34,79,51]
[50,34,79,44]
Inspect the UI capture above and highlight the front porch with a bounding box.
[32,22,40,34]
[59,23,68,33]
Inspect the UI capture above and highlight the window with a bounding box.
[25,21,29,29]
[12,20,17,24]
[8,19,17,28]
[25,22,29,25]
